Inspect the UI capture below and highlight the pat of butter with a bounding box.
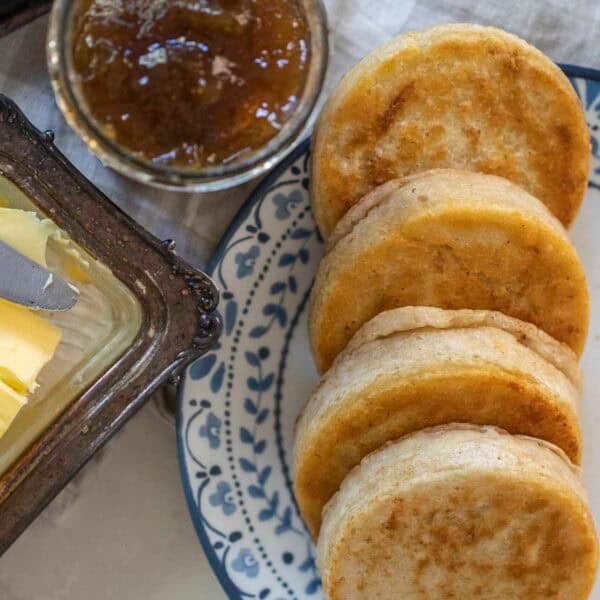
[0,298,61,394]
[0,208,59,267]
[0,380,26,438]
[0,207,66,438]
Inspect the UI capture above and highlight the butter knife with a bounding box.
[0,240,79,311]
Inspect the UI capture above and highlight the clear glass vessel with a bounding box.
[47,0,329,192]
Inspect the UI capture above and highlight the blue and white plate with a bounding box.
[178,65,600,600]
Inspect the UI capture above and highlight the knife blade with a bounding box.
[0,240,79,311]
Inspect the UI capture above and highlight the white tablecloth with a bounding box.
[0,2,599,598]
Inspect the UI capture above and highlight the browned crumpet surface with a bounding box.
[294,313,581,537]
[311,24,589,237]
[308,170,589,373]
[317,426,598,600]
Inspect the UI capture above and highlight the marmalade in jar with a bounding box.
[71,0,310,169]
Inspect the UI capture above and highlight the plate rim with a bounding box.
[176,63,600,600]
[176,136,311,600]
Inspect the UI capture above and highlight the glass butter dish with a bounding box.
[0,95,221,554]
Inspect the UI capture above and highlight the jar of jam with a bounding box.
[48,0,328,191]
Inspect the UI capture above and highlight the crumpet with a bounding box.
[309,170,589,372]
[317,425,598,600]
[295,307,582,537]
[311,24,589,237]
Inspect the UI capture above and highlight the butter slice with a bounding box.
[0,208,60,266]
[0,298,61,394]
[0,380,26,438]
[0,207,66,439]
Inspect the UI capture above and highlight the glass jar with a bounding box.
[47,0,329,192]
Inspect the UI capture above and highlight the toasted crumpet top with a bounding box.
[311,24,590,237]
[309,170,589,372]
[317,425,598,600]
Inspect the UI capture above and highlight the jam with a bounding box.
[71,0,310,169]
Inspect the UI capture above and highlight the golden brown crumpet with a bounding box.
[317,426,598,600]
[311,24,590,237]
[294,307,582,537]
[309,170,589,373]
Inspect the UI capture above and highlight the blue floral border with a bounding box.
[177,137,314,600]
[177,64,600,600]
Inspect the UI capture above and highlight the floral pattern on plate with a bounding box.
[178,140,323,600]
[178,68,600,600]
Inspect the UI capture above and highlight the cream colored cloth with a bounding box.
[0,2,599,598]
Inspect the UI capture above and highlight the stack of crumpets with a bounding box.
[293,23,599,599]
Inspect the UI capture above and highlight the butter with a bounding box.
[0,208,60,266]
[0,208,65,439]
[63,253,93,284]
[0,298,62,393]
[0,380,26,438]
